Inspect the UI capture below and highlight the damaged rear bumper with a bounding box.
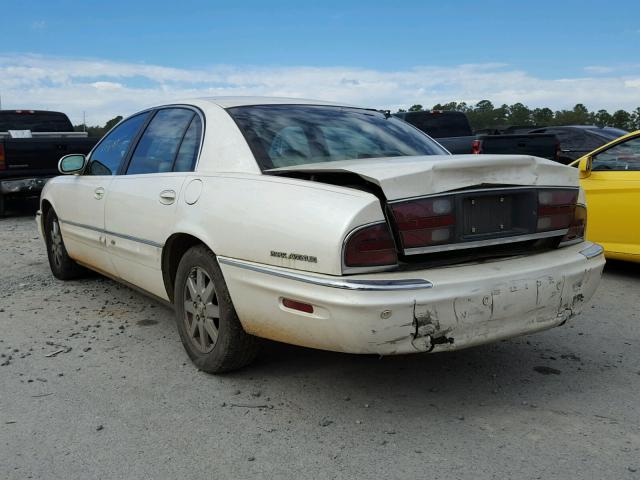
[218,242,605,355]
[0,177,52,196]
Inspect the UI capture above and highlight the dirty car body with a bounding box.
[37,98,605,370]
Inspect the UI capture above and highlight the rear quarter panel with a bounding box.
[172,173,385,275]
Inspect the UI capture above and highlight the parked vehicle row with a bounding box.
[0,110,98,216]
[37,97,605,373]
[394,110,560,160]
[529,125,628,164]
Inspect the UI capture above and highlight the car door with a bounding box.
[582,134,640,260]
[54,112,149,275]
[104,107,203,299]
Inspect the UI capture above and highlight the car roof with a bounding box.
[195,96,353,108]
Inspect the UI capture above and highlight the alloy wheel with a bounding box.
[183,266,220,353]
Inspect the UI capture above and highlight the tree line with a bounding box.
[73,116,122,137]
[398,101,640,132]
[77,101,640,137]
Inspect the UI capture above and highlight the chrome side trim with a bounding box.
[59,219,164,249]
[404,229,568,255]
[579,243,604,259]
[217,256,433,291]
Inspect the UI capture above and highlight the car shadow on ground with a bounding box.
[604,258,640,278]
[0,197,40,219]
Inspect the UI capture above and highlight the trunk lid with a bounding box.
[267,154,577,200]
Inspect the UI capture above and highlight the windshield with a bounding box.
[227,105,449,170]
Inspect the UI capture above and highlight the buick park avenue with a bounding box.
[36,97,605,373]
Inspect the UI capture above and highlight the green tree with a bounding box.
[532,107,554,126]
[594,110,613,127]
[507,103,532,126]
[631,107,640,130]
[611,110,632,130]
[103,115,123,132]
[408,104,423,112]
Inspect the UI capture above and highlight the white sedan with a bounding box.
[37,97,605,373]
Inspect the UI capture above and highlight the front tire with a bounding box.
[44,210,86,280]
[174,245,259,373]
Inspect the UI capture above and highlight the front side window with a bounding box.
[592,137,640,171]
[126,108,196,175]
[227,105,448,170]
[86,113,149,175]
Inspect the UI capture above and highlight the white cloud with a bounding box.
[1,54,639,126]
[30,20,46,30]
[583,65,614,74]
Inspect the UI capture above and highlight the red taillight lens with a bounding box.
[561,204,586,244]
[536,189,578,232]
[0,144,5,170]
[344,223,397,268]
[390,197,455,249]
[471,139,482,154]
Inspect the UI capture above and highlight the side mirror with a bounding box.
[578,156,592,179]
[58,154,87,174]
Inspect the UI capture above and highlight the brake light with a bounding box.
[0,144,5,170]
[471,139,482,154]
[561,205,586,244]
[390,196,455,249]
[344,223,397,268]
[536,189,578,232]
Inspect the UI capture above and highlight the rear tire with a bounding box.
[44,210,86,280]
[174,245,259,373]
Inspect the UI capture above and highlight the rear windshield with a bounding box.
[586,127,627,140]
[0,111,73,132]
[395,111,473,138]
[227,105,448,170]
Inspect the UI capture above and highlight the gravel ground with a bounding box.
[1,202,639,479]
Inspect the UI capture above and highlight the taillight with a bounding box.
[344,223,397,268]
[471,139,482,154]
[0,144,5,170]
[561,204,586,244]
[390,196,455,249]
[536,189,578,232]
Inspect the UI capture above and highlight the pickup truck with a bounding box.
[0,110,98,216]
[395,110,559,161]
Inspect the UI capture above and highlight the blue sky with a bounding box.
[1,0,639,124]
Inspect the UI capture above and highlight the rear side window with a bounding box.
[127,108,195,175]
[174,115,203,172]
[87,113,149,176]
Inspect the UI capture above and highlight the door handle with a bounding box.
[159,189,176,205]
[94,187,105,200]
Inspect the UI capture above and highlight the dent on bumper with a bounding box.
[219,242,605,355]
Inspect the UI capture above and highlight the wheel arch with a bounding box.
[162,232,212,302]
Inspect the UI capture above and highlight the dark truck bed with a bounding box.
[395,111,559,161]
[0,110,98,215]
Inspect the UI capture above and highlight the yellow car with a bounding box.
[572,130,640,262]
